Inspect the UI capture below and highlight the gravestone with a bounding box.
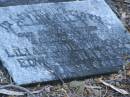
[0,0,130,85]
[0,0,75,7]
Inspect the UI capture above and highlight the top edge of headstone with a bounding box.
[0,0,77,7]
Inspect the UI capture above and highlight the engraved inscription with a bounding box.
[5,47,31,57]
[1,8,126,70]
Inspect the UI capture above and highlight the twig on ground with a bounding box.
[102,86,108,97]
[0,84,34,96]
[99,79,129,95]
[0,84,46,96]
[61,88,70,97]
[85,85,101,89]
[0,89,25,96]
[124,0,130,4]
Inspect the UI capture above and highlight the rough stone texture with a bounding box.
[0,0,75,7]
[0,0,130,85]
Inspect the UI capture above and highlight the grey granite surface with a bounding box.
[0,0,75,7]
[0,0,130,85]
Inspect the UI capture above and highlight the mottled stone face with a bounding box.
[0,0,75,7]
[0,0,130,85]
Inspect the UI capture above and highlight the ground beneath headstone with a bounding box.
[0,0,130,97]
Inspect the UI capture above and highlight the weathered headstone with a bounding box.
[0,0,130,85]
[0,0,75,7]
